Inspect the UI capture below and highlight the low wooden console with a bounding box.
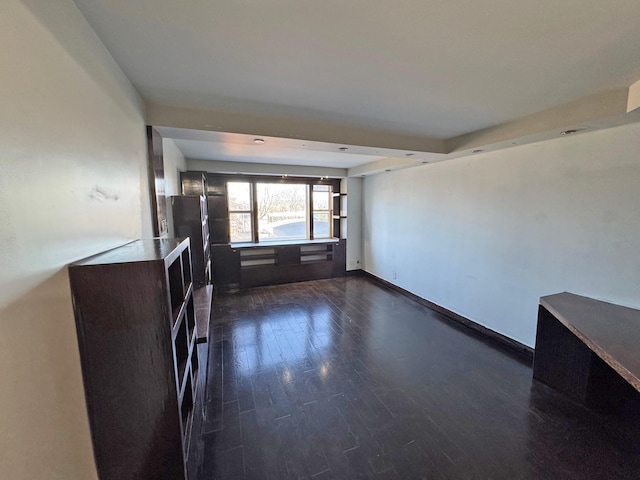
[211,238,346,290]
[533,292,640,412]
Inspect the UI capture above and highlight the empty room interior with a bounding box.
[2,0,640,479]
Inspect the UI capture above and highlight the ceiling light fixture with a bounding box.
[405,153,414,157]
[253,138,265,144]
[472,149,484,153]
[560,129,578,136]
[421,161,429,164]
[385,169,391,172]
[339,147,348,152]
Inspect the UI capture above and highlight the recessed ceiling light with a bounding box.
[385,169,391,172]
[339,147,348,152]
[560,129,577,136]
[405,153,414,157]
[421,161,429,164]
[472,149,483,153]
[253,138,265,144]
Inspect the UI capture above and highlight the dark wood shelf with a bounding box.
[172,195,211,289]
[68,238,196,480]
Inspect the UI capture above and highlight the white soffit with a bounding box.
[74,0,640,172]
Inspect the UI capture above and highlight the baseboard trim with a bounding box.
[359,270,534,362]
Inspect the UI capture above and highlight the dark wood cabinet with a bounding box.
[211,243,241,290]
[171,195,211,288]
[238,239,346,288]
[68,238,198,480]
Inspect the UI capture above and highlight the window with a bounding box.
[312,185,331,239]
[226,177,336,244]
[227,182,252,243]
[257,183,308,241]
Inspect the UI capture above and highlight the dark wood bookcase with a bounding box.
[68,238,198,480]
[171,195,211,288]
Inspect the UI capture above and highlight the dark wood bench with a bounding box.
[533,292,640,412]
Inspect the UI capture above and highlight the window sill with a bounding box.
[231,238,340,249]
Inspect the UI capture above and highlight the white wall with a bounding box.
[163,138,187,196]
[0,1,150,478]
[163,138,187,235]
[363,122,640,347]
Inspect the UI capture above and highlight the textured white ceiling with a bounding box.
[74,0,640,166]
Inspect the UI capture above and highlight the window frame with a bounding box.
[218,174,340,245]
[311,185,332,240]
[227,181,255,243]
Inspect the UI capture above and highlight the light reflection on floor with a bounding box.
[232,303,334,377]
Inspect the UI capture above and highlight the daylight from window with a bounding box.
[312,185,331,238]
[257,183,308,241]
[227,180,333,243]
[227,182,252,243]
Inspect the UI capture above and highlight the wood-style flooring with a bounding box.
[190,276,640,479]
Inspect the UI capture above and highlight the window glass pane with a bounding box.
[227,182,251,211]
[229,212,252,243]
[257,183,307,241]
[313,189,330,211]
[313,212,330,238]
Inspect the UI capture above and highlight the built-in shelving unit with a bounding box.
[332,192,347,238]
[68,238,198,480]
[171,195,211,288]
[236,239,345,288]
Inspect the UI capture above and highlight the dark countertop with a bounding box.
[540,292,640,392]
[71,238,188,265]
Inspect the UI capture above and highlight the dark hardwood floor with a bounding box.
[191,276,640,479]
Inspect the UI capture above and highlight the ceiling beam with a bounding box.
[146,102,447,154]
[187,159,347,178]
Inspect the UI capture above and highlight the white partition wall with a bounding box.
[363,122,640,347]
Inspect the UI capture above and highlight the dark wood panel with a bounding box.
[172,196,210,288]
[69,240,192,479]
[72,238,185,266]
[181,171,207,196]
[534,294,640,414]
[207,195,228,219]
[276,245,300,266]
[211,244,241,288]
[539,292,640,391]
[332,238,347,276]
[146,126,168,237]
[240,261,333,288]
[533,305,594,402]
